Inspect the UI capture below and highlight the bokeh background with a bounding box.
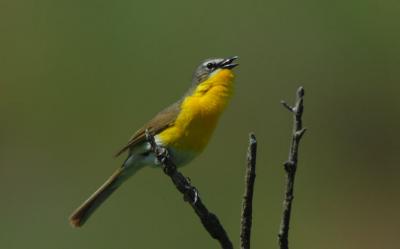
[1,0,399,248]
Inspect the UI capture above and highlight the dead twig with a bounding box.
[240,133,257,249]
[278,86,307,249]
[145,130,233,249]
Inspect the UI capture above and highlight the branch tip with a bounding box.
[249,133,257,145]
[281,101,294,112]
[296,86,305,98]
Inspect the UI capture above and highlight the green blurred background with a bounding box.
[1,0,399,248]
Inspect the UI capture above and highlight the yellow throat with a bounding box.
[158,69,234,153]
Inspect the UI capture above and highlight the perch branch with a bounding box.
[240,133,257,249]
[145,130,233,249]
[278,86,307,249]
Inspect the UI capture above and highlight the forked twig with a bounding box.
[278,87,307,249]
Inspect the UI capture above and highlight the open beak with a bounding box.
[220,56,239,69]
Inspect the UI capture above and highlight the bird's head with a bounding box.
[192,56,239,85]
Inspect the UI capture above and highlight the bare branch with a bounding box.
[145,130,233,249]
[240,133,257,249]
[280,101,294,113]
[278,86,307,249]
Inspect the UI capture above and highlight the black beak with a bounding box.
[220,56,239,69]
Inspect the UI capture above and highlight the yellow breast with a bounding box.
[158,69,234,154]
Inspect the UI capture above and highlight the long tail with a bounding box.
[69,158,143,227]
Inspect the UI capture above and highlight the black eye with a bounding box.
[206,62,214,69]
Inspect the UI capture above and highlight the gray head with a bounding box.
[192,56,239,85]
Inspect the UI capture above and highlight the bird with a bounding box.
[69,56,239,227]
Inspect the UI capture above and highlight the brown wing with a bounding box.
[114,101,181,157]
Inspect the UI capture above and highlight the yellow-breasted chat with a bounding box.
[69,56,239,227]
